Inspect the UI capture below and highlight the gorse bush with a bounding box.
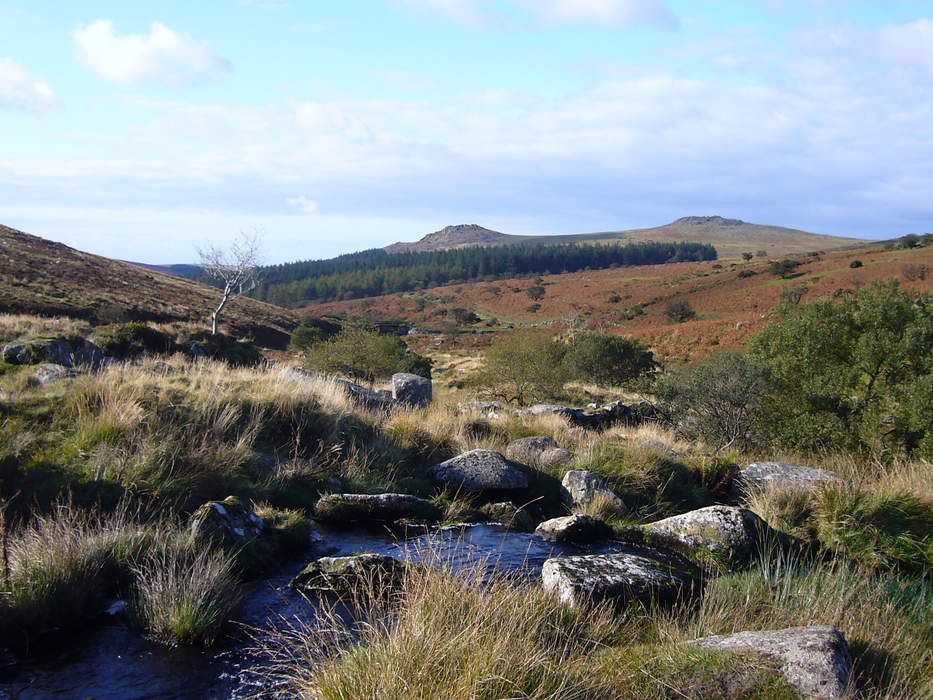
[664,300,697,323]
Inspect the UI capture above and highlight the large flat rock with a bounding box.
[645,505,770,565]
[732,462,845,500]
[542,550,701,608]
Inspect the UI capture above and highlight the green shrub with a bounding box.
[651,352,770,451]
[749,281,933,454]
[186,330,263,366]
[289,324,330,352]
[305,327,432,382]
[474,330,568,405]
[564,331,657,388]
[769,259,801,278]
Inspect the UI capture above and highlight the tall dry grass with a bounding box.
[0,314,92,343]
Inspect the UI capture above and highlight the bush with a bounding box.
[289,324,330,352]
[651,352,770,451]
[741,252,753,261]
[769,259,801,278]
[475,330,568,405]
[737,269,756,279]
[525,285,545,301]
[564,332,657,388]
[451,308,480,326]
[664,300,697,323]
[306,327,432,383]
[850,260,863,269]
[749,281,933,454]
[607,293,622,304]
[92,322,176,359]
[186,330,262,366]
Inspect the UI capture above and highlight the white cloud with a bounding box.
[286,195,319,213]
[879,18,933,74]
[520,0,679,29]
[0,57,57,113]
[73,20,231,87]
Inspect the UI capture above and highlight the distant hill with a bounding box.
[384,216,868,258]
[127,261,203,280]
[0,225,298,347]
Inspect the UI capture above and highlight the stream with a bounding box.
[0,524,636,699]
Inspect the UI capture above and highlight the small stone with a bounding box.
[539,447,575,468]
[637,440,680,459]
[478,502,535,531]
[31,363,71,386]
[190,496,264,546]
[732,462,845,500]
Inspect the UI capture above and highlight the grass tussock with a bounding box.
[0,314,92,344]
[132,546,240,647]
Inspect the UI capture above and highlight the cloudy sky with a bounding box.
[1,1,931,263]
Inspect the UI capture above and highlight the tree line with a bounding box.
[250,241,717,306]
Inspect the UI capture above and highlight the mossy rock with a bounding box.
[314,493,442,527]
[290,553,411,595]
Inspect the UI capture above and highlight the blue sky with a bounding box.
[1,1,931,263]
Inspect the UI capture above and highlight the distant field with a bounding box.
[303,242,933,363]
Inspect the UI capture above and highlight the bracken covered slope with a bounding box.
[0,225,298,347]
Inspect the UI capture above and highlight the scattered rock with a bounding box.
[314,493,441,526]
[478,502,535,531]
[561,470,624,511]
[539,447,575,468]
[392,373,432,407]
[689,626,853,699]
[505,436,559,463]
[428,449,529,494]
[536,514,612,544]
[2,337,73,367]
[182,340,208,358]
[290,553,410,594]
[457,400,503,415]
[336,379,396,411]
[732,462,845,500]
[190,496,264,546]
[31,363,72,386]
[645,505,770,565]
[542,550,701,609]
[637,440,681,459]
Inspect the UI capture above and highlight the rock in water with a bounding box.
[689,626,853,699]
[478,502,535,531]
[190,496,264,546]
[505,436,559,463]
[291,553,410,594]
[542,551,701,608]
[314,493,441,526]
[561,470,624,511]
[645,505,770,565]
[428,449,529,494]
[392,373,432,407]
[535,515,612,544]
[732,462,844,500]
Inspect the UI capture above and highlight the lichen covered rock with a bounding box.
[561,470,624,511]
[2,337,73,367]
[539,447,575,468]
[535,514,612,544]
[645,505,770,565]
[31,363,72,386]
[542,551,701,608]
[478,502,535,531]
[189,496,264,546]
[428,449,529,494]
[314,493,441,526]
[689,626,853,699]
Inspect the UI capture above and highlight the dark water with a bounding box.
[0,524,632,700]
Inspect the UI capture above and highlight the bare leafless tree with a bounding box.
[197,229,262,335]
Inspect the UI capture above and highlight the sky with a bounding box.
[1,1,931,264]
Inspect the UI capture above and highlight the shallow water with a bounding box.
[0,524,635,699]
